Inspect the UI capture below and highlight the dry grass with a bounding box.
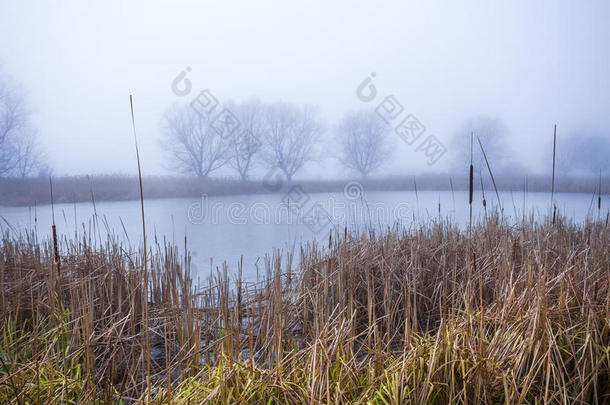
[0,212,609,403]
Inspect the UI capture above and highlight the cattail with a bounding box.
[49,177,60,275]
[598,170,602,213]
[469,162,473,205]
[51,224,60,274]
[469,133,474,236]
[551,124,557,204]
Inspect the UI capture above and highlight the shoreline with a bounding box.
[1,173,606,207]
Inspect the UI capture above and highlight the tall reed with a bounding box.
[0,212,609,403]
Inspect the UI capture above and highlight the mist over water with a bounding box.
[1,190,599,281]
[2,4,610,403]
[1,1,609,278]
[0,1,609,179]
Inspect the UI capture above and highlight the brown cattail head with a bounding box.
[551,124,557,202]
[51,224,60,275]
[598,172,602,211]
[469,164,474,205]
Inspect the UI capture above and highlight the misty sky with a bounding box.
[1,1,609,178]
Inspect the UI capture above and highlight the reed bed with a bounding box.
[0,213,609,404]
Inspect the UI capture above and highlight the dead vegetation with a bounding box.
[0,213,609,403]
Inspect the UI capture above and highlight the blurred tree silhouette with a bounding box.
[0,72,46,178]
[450,115,512,171]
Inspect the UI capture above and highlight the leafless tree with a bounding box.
[559,130,610,175]
[450,115,511,170]
[336,110,390,179]
[0,76,45,178]
[162,104,229,177]
[261,102,323,181]
[227,99,264,181]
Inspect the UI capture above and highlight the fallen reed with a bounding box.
[0,213,609,403]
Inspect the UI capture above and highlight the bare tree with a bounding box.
[261,102,323,181]
[0,76,45,177]
[228,99,264,181]
[560,130,610,175]
[162,105,229,177]
[336,110,390,179]
[450,115,511,170]
[14,131,42,177]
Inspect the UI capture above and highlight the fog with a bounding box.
[1,0,609,178]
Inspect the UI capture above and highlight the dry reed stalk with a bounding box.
[129,95,151,394]
[49,177,60,276]
[552,124,557,224]
[477,135,502,214]
[1,213,609,403]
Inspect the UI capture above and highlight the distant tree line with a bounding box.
[162,100,394,181]
[2,65,609,181]
[162,101,610,181]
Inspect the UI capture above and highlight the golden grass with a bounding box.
[0,213,609,403]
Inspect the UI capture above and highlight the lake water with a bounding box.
[0,188,603,281]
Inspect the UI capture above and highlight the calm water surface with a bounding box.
[0,190,603,281]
